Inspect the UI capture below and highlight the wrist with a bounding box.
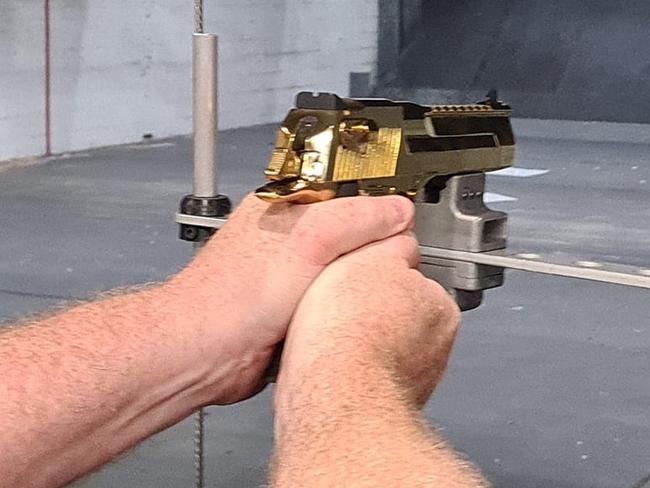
[274,339,407,438]
[153,275,274,405]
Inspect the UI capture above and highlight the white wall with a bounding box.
[0,1,46,159]
[0,0,378,160]
[213,0,378,130]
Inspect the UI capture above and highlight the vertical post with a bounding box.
[192,33,219,198]
[190,6,221,488]
[183,5,230,485]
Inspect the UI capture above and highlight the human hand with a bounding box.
[275,231,461,414]
[164,193,414,404]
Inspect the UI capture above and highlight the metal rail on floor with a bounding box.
[175,214,650,290]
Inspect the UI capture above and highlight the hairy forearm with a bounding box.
[272,351,487,488]
[0,285,242,488]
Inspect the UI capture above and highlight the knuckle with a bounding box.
[421,278,461,327]
[444,300,462,332]
[293,228,331,264]
[403,234,421,263]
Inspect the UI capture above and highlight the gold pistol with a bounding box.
[255,91,515,203]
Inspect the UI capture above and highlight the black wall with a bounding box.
[377,0,650,123]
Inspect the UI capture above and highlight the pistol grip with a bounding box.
[415,173,507,311]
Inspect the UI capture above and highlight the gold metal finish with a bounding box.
[256,188,336,204]
[427,104,505,115]
[255,178,337,203]
[333,128,401,181]
[300,127,334,181]
[255,91,515,203]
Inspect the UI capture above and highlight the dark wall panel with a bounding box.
[381,0,650,123]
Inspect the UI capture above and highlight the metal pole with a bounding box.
[192,33,219,198]
[191,5,215,488]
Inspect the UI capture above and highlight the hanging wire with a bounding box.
[193,1,206,485]
[194,0,204,33]
[194,408,205,488]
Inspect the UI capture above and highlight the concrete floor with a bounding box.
[1,120,649,487]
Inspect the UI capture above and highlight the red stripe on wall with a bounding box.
[44,0,52,156]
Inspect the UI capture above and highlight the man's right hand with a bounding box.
[275,230,461,414]
[271,234,484,488]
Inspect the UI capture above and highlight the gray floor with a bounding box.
[1,120,649,487]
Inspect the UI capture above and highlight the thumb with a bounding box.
[294,195,415,266]
[341,231,421,270]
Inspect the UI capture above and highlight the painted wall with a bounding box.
[0,1,46,160]
[388,0,650,123]
[0,0,378,161]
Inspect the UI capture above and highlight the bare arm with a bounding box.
[0,286,239,488]
[0,194,412,488]
[272,234,487,487]
[272,356,485,488]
